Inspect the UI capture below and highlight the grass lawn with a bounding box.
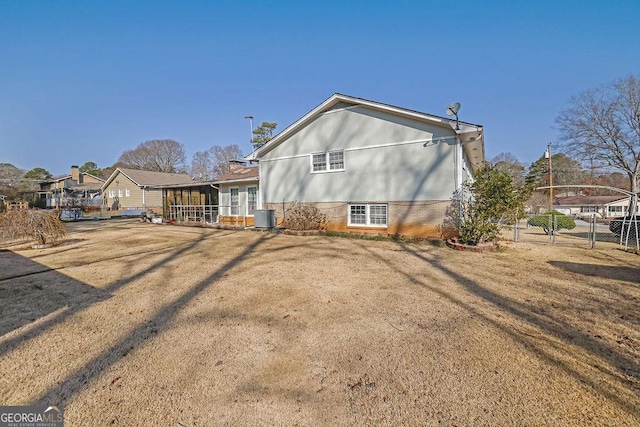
[1,220,638,426]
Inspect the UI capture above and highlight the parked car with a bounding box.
[609,216,640,238]
[576,212,602,220]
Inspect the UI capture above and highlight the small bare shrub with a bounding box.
[0,209,67,246]
[283,202,327,231]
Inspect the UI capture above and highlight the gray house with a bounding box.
[245,93,485,238]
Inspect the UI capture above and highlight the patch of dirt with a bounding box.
[0,220,638,426]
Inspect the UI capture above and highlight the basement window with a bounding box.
[348,204,388,227]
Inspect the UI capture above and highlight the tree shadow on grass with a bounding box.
[0,229,233,359]
[548,261,640,284]
[0,252,108,337]
[353,240,640,419]
[32,233,273,406]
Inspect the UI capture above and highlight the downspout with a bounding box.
[257,160,262,210]
[456,134,464,223]
[456,135,463,192]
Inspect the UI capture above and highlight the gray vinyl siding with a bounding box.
[260,106,458,204]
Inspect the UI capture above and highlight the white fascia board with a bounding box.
[101,169,121,190]
[213,177,259,185]
[248,93,484,161]
[101,168,141,190]
[248,95,342,160]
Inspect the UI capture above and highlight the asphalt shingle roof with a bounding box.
[118,168,194,186]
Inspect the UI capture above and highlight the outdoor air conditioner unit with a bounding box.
[254,209,276,228]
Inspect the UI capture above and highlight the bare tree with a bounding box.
[491,152,525,186]
[0,163,26,200]
[189,144,245,180]
[190,150,213,181]
[556,75,640,195]
[118,139,187,173]
[0,164,47,199]
[209,144,244,178]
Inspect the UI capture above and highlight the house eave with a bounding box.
[458,125,485,173]
[101,168,140,190]
[245,93,484,162]
[213,177,259,185]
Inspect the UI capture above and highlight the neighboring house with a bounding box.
[102,168,193,213]
[555,195,636,218]
[214,163,259,227]
[38,165,105,208]
[245,93,485,238]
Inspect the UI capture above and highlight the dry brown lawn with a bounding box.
[0,220,638,426]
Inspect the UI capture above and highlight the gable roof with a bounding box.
[102,168,193,189]
[81,172,106,183]
[41,172,105,185]
[214,166,259,184]
[556,195,629,206]
[245,93,485,171]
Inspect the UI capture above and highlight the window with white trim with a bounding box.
[348,204,388,227]
[125,188,130,197]
[117,189,123,198]
[608,205,627,213]
[247,187,257,215]
[580,206,599,213]
[312,153,326,172]
[311,150,344,173]
[230,188,239,215]
[108,189,115,198]
[328,151,344,170]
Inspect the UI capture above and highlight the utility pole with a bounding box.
[545,142,553,212]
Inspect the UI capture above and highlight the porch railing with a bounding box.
[168,205,246,227]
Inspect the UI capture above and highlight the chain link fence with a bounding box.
[503,214,639,251]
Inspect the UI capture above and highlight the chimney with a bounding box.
[71,165,80,183]
[229,160,246,172]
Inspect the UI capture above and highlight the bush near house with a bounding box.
[527,211,576,235]
[283,202,327,231]
[457,165,532,246]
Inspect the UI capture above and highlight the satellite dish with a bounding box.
[446,102,461,130]
[446,102,461,116]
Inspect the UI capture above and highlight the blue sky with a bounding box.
[1,0,639,175]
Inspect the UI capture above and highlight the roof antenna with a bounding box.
[446,102,461,130]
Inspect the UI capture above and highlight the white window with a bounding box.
[328,151,344,170]
[348,204,388,227]
[312,153,326,172]
[230,188,239,215]
[125,188,130,197]
[608,206,627,213]
[108,189,115,198]
[311,150,344,173]
[118,189,123,198]
[581,206,599,213]
[247,187,257,215]
[349,205,367,225]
